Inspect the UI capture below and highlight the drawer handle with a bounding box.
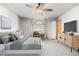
[60,37,61,39]
[64,38,66,40]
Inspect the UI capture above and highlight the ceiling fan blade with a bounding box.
[43,9,53,11]
[37,3,45,9]
[26,4,34,8]
[37,3,41,8]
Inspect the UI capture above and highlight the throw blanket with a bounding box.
[10,37,41,50]
[22,37,41,50]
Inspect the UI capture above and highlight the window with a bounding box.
[33,20,45,33]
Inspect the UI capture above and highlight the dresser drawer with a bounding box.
[72,36,79,48]
[77,36,79,47]
[72,36,78,43]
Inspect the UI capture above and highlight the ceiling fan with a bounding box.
[25,3,53,15]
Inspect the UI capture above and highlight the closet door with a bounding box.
[56,20,62,39]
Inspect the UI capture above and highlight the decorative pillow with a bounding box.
[14,35,19,40]
[9,36,16,42]
[15,34,24,40]
[0,38,1,44]
[0,38,3,44]
[1,36,10,44]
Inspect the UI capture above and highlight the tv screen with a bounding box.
[64,20,77,32]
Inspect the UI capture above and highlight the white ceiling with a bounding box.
[0,3,79,19]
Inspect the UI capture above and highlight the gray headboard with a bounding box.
[0,32,12,37]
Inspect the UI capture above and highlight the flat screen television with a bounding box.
[64,20,77,32]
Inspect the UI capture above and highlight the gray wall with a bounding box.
[18,18,22,30]
[0,16,1,29]
[19,18,32,37]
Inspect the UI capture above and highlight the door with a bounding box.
[56,20,62,39]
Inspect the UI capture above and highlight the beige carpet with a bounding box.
[41,39,79,56]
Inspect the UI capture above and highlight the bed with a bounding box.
[4,37,41,56]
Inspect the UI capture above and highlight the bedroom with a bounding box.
[0,3,79,56]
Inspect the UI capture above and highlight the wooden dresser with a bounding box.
[57,33,79,52]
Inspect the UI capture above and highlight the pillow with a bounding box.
[8,34,19,40]
[0,38,1,44]
[14,35,19,40]
[15,34,24,40]
[0,38,3,44]
[9,36,16,42]
[1,36,10,44]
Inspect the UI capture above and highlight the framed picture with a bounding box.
[1,16,12,29]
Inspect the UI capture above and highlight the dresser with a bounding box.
[57,33,79,52]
